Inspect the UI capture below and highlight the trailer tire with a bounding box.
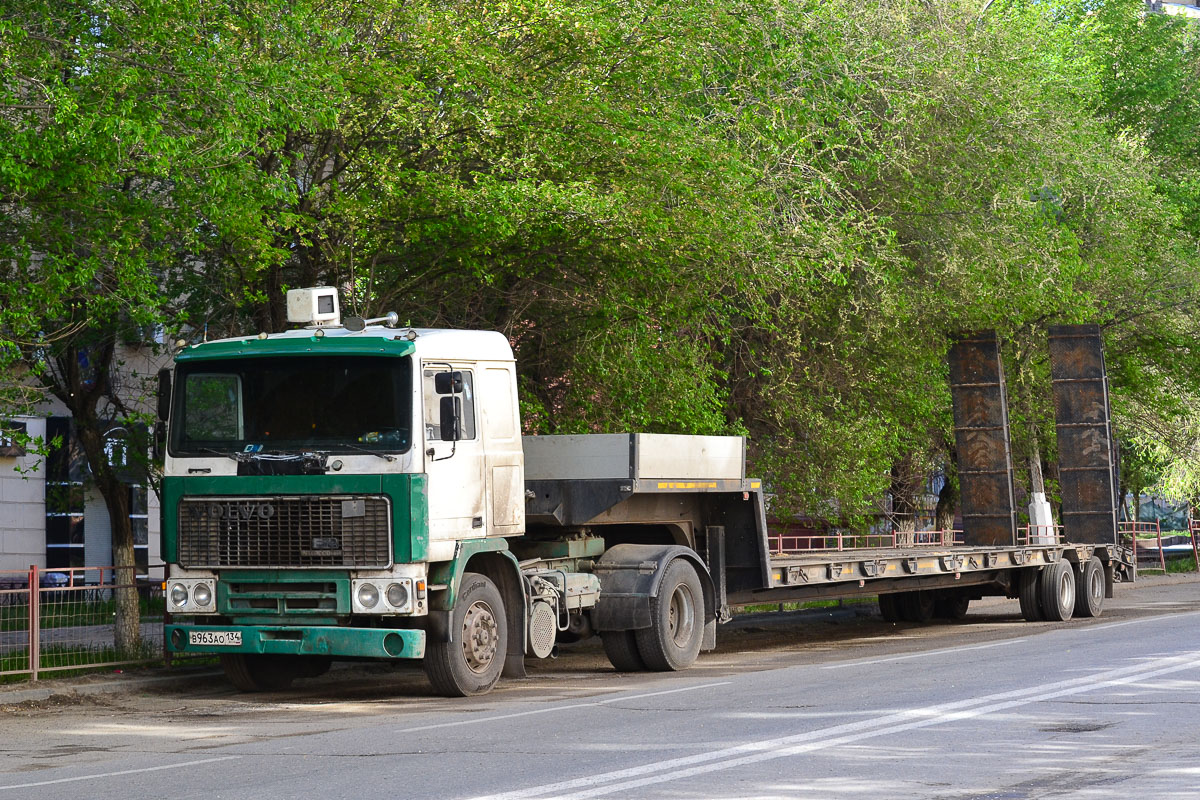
[878,593,903,622]
[601,630,647,672]
[425,572,507,697]
[1074,556,1104,618]
[1018,568,1044,622]
[934,591,970,620]
[220,654,298,692]
[635,559,704,671]
[1039,560,1076,622]
[900,590,935,623]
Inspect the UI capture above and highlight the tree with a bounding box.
[0,0,329,651]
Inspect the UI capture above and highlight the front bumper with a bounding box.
[166,624,425,659]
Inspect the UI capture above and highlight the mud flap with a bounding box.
[592,544,716,635]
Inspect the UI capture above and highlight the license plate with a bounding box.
[189,630,242,647]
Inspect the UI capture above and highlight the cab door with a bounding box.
[422,363,486,553]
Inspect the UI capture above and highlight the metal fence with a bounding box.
[0,564,169,682]
[769,528,963,554]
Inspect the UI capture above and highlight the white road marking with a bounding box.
[396,681,732,733]
[820,637,1026,668]
[0,756,242,791]
[470,650,1200,800]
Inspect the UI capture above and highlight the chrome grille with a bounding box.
[177,496,391,568]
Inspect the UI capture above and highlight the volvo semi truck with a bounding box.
[160,288,1131,695]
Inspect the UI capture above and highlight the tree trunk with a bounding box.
[890,459,922,541]
[934,471,958,532]
[53,339,143,658]
[75,422,142,657]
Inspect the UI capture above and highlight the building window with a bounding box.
[0,421,27,457]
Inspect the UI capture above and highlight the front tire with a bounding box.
[635,559,704,671]
[221,654,299,692]
[425,572,507,697]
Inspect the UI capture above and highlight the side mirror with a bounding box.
[153,420,167,462]
[439,396,462,441]
[434,371,463,395]
[157,369,172,421]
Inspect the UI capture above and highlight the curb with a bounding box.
[0,665,222,706]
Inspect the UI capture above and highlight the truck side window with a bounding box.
[423,369,476,441]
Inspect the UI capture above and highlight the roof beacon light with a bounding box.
[286,287,341,328]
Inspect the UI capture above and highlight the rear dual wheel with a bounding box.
[878,593,903,622]
[1019,561,1083,623]
[934,591,971,620]
[1074,556,1105,618]
[1040,560,1076,622]
[603,559,704,673]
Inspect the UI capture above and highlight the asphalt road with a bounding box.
[1,575,1198,799]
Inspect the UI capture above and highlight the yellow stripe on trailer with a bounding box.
[657,481,719,490]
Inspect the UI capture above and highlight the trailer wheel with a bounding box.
[1074,556,1104,618]
[635,559,704,671]
[220,654,298,692]
[900,590,935,623]
[934,591,970,620]
[1018,568,1044,622]
[425,572,507,696]
[1039,560,1076,622]
[878,593,903,622]
[601,630,647,672]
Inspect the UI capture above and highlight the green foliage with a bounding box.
[5,0,1200,523]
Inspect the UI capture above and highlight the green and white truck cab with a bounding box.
[161,288,743,695]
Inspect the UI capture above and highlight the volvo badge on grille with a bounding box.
[188,501,276,520]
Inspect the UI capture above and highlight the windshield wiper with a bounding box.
[192,447,241,462]
[339,442,397,462]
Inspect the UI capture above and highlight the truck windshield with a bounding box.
[171,355,413,456]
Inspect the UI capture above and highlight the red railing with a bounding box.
[1119,521,1167,572]
[1187,520,1200,572]
[1016,524,1063,546]
[0,564,166,682]
[768,528,963,554]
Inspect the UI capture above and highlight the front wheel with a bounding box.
[221,654,299,692]
[425,572,507,697]
[635,559,705,671]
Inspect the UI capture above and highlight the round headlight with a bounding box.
[357,582,379,609]
[169,583,189,607]
[386,582,409,609]
[193,583,213,607]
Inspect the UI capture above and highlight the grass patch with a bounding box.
[1165,556,1198,574]
[0,642,164,683]
[0,594,164,630]
[736,597,876,615]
